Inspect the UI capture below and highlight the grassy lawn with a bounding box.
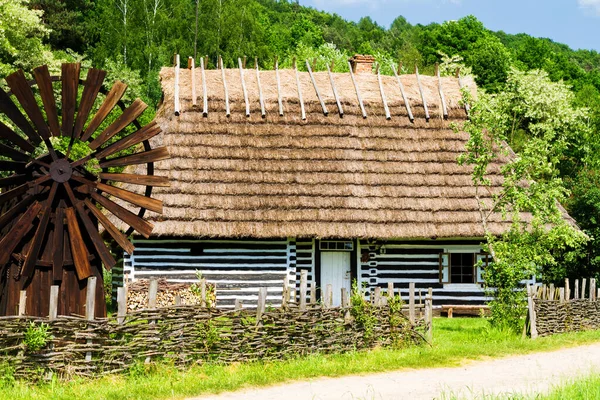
[2,318,600,400]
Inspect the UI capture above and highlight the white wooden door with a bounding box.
[320,252,351,306]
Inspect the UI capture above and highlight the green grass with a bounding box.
[2,318,600,400]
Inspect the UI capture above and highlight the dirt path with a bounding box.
[189,343,600,400]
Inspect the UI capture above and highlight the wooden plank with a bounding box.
[117,286,127,324]
[435,64,449,120]
[299,270,307,310]
[72,176,162,214]
[21,183,58,280]
[81,80,128,142]
[74,68,106,139]
[99,173,170,187]
[189,57,197,107]
[0,160,25,171]
[49,285,59,319]
[90,191,154,238]
[415,65,430,122]
[376,64,391,120]
[255,58,266,118]
[201,57,208,117]
[238,58,250,117]
[84,198,134,255]
[95,121,160,160]
[61,63,81,137]
[0,87,41,145]
[88,99,148,150]
[0,183,29,207]
[409,282,415,324]
[0,142,31,162]
[0,121,35,153]
[306,61,328,116]
[219,56,230,117]
[0,174,27,187]
[327,63,343,117]
[393,64,414,123]
[18,291,27,316]
[347,61,367,119]
[99,146,169,168]
[0,194,35,232]
[65,207,93,280]
[5,70,51,141]
[294,59,306,121]
[275,56,283,116]
[174,54,180,116]
[52,207,65,282]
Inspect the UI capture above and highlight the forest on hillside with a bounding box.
[3,0,600,281]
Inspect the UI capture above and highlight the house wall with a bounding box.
[123,237,533,308]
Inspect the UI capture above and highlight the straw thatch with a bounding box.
[111,65,573,239]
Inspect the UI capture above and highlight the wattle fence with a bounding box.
[0,276,433,380]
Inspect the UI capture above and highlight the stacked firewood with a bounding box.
[125,279,215,311]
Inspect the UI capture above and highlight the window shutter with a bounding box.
[475,253,489,283]
[439,253,450,283]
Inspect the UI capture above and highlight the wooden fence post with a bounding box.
[575,279,580,299]
[117,287,127,325]
[282,278,288,308]
[549,283,555,301]
[174,54,180,116]
[374,287,381,306]
[234,298,242,311]
[341,288,349,308]
[409,282,415,324]
[325,284,333,308]
[591,278,596,301]
[527,285,538,339]
[425,291,432,342]
[200,279,207,307]
[148,279,158,309]
[18,290,27,316]
[582,279,587,300]
[49,286,59,320]
[299,270,307,311]
[256,287,267,321]
[85,276,97,362]
[310,282,317,304]
[559,287,565,303]
[174,295,181,306]
[565,278,570,300]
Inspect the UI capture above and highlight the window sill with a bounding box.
[443,283,484,290]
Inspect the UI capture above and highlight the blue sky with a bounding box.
[299,0,600,52]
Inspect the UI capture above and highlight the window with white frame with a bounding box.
[319,240,354,251]
[440,252,490,284]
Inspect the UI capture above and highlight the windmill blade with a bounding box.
[91,191,154,238]
[99,173,170,187]
[0,121,35,153]
[0,194,35,232]
[0,87,41,146]
[61,63,81,137]
[21,182,58,280]
[84,199,134,254]
[0,201,42,267]
[73,68,106,140]
[5,70,52,141]
[63,182,116,269]
[88,98,147,150]
[65,207,93,280]
[33,65,60,137]
[53,206,65,282]
[0,174,28,187]
[99,146,170,168]
[0,160,26,171]
[0,142,31,162]
[80,81,128,142]
[94,121,160,160]
[72,175,162,213]
[0,183,29,206]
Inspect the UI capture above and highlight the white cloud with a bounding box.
[579,0,600,15]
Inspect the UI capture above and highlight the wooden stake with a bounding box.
[415,64,430,122]
[565,278,570,300]
[200,56,208,117]
[341,287,349,308]
[392,63,414,123]
[376,64,391,120]
[325,284,333,308]
[256,287,267,321]
[327,63,343,117]
[274,56,283,116]
[174,54,180,116]
[85,276,97,362]
[189,57,197,107]
[255,58,266,118]
[18,290,26,316]
[387,282,394,298]
[575,279,580,299]
[310,282,317,304]
[425,292,432,342]
[527,285,538,339]
[409,282,415,324]
[117,286,127,324]
[306,60,328,116]
[238,58,250,117]
[299,270,307,310]
[374,286,382,306]
[435,63,448,119]
[219,56,230,117]
[234,298,242,311]
[49,285,59,320]
[147,279,158,309]
[293,58,306,120]
[582,279,587,300]
[549,283,555,301]
[347,60,367,118]
[282,277,288,307]
[174,295,181,306]
[200,278,207,307]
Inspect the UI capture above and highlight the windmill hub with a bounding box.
[49,159,73,183]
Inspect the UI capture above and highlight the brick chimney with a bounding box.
[349,54,376,74]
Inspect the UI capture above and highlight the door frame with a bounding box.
[314,239,358,300]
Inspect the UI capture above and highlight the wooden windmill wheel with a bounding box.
[0,63,168,317]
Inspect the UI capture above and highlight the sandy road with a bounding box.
[188,342,600,400]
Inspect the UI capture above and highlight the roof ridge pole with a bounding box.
[347,60,367,119]
[274,56,284,117]
[327,61,343,118]
[255,57,266,118]
[392,62,414,123]
[436,63,448,120]
[456,67,470,116]
[188,57,197,107]
[174,54,180,116]
[306,60,328,116]
[200,56,208,117]
[293,57,306,121]
[220,56,230,117]
[415,64,430,122]
[376,63,391,120]
[238,57,250,117]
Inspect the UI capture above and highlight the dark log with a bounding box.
[33,65,60,137]
[99,173,170,187]
[84,199,134,255]
[99,147,169,168]
[0,174,27,187]
[0,160,25,171]
[81,81,128,142]
[61,63,81,137]
[0,87,41,145]
[65,207,93,280]
[0,183,29,206]
[88,99,147,150]
[0,143,31,162]
[53,207,65,282]
[0,121,35,153]
[91,191,153,238]
[0,201,42,266]
[74,68,106,140]
[94,122,160,160]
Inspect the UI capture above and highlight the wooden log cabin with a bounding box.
[114,54,553,308]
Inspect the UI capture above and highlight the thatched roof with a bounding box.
[115,65,567,239]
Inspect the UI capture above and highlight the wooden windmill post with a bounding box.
[0,63,168,317]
